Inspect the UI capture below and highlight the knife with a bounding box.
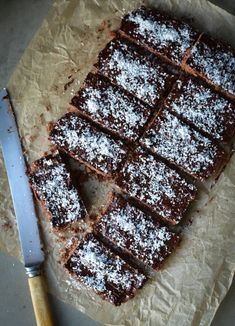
[0,88,53,326]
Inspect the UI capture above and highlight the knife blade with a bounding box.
[0,88,53,326]
[0,88,44,270]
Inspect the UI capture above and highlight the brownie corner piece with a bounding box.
[28,151,87,229]
[186,34,235,99]
[64,233,147,305]
[116,150,197,225]
[140,109,226,180]
[120,6,199,65]
[70,72,152,142]
[49,112,128,177]
[94,194,181,270]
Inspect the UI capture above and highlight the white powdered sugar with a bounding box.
[50,113,127,174]
[167,78,235,141]
[189,39,235,96]
[67,235,146,296]
[98,39,173,106]
[125,8,196,63]
[97,197,178,266]
[142,110,222,178]
[118,151,196,221]
[78,76,151,140]
[30,155,85,227]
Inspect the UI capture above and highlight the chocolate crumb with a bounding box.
[64,78,75,91]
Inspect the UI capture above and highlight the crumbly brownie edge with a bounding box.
[28,152,88,231]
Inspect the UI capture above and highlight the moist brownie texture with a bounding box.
[94,195,181,269]
[28,152,87,229]
[186,34,235,98]
[95,37,178,107]
[64,233,147,306]
[116,150,197,224]
[70,73,152,142]
[120,6,200,65]
[165,76,235,142]
[141,110,226,180]
[49,112,127,176]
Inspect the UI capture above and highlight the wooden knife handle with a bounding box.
[28,275,54,326]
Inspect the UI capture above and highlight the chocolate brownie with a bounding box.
[28,152,87,229]
[70,73,152,142]
[165,75,235,142]
[120,6,200,65]
[95,37,178,107]
[94,195,181,269]
[116,150,197,224]
[49,112,127,176]
[140,109,226,180]
[64,233,147,306]
[186,34,235,99]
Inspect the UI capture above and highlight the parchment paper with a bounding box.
[0,0,235,325]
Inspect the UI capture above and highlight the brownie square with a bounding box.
[116,150,197,224]
[140,109,226,180]
[165,75,235,142]
[120,6,200,65]
[70,73,152,142]
[28,152,87,229]
[94,195,181,269]
[49,112,127,176]
[95,37,178,107]
[186,34,235,99]
[64,233,147,306]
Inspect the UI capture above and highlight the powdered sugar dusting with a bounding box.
[65,234,146,305]
[96,196,179,267]
[97,38,175,106]
[142,110,223,179]
[117,151,196,222]
[122,7,197,64]
[189,36,235,96]
[73,74,151,140]
[50,113,127,174]
[166,77,235,141]
[29,154,86,228]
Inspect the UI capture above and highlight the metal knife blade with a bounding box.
[0,88,44,271]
